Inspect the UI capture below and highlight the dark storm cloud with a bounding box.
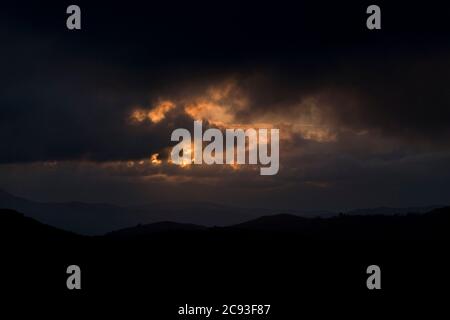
[1,1,450,212]
[235,52,450,143]
[1,0,450,165]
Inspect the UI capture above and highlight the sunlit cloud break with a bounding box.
[130,100,176,123]
[170,121,279,175]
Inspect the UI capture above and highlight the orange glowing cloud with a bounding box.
[184,100,235,126]
[150,153,162,165]
[130,101,176,124]
[130,109,148,123]
[148,101,176,123]
[128,80,340,161]
[182,82,338,143]
[184,81,248,127]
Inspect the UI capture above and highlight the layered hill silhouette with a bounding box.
[0,189,274,235]
[103,208,450,241]
[106,221,208,237]
[2,206,448,240]
[0,208,79,241]
[0,189,444,235]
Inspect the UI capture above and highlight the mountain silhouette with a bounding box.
[3,205,449,240]
[102,207,450,240]
[0,208,79,241]
[0,189,271,235]
[1,206,449,312]
[231,213,313,231]
[1,188,445,236]
[345,205,443,215]
[106,221,207,237]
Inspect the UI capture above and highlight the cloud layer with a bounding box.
[1,1,450,210]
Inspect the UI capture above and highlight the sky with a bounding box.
[1,1,450,211]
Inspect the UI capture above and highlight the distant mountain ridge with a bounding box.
[345,206,442,215]
[0,189,446,235]
[2,207,449,240]
[106,208,450,239]
[0,189,275,235]
[106,221,207,237]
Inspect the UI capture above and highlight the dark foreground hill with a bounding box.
[0,208,79,241]
[1,207,449,317]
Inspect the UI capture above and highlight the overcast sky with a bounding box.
[1,1,450,211]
